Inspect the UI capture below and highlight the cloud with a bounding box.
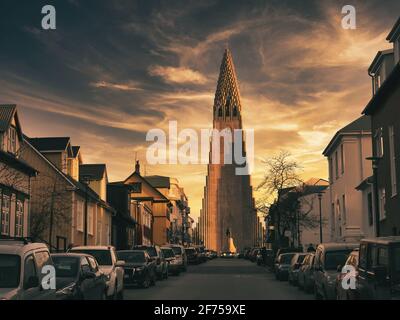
[148,65,208,84]
[90,81,143,91]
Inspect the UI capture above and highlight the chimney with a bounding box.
[135,160,140,174]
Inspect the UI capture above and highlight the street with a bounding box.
[125,258,312,300]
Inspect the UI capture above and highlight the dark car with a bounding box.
[298,253,315,293]
[52,253,107,300]
[357,237,400,300]
[275,253,296,281]
[221,251,235,259]
[335,249,359,300]
[185,247,200,264]
[249,248,260,262]
[195,246,207,263]
[117,250,156,288]
[161,247,180,276]
[132,245,168,280]
[288,253,307,286]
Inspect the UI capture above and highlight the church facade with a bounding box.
[200,49,257,252]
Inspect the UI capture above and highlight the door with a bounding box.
[87,256,105,299]
[80,258,96,299]
[20,254,41,300]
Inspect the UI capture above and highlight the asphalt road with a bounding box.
[124,258,313,300]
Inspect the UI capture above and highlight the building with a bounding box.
[22,136,114,251]
[145,176,191,245]
[0,105,37,238]
[323,116,372,242]
[200,49,256,252]
[111,162,171,246]
[363,17,400,236]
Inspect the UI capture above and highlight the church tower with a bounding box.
[201,49,256,252]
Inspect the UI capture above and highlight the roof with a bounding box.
[72,146,80,158]
[0,149,37,177]
[144,175,171,189]
[80,164,106,181]
[355,176,373,191]
[317,243,359,251]
[0,104,16,132]
[387,17,400,42]
[361,236,400,245]
[70,246,115,251]
[363,62,400,115]
[28,137,71,152]
[123,172,170,202]
[368,49,394,74]
[301,185,329,196]
[0,240,48,255]
[323,116,371,156]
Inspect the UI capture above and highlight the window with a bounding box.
[340,144,345,174]
[15,200,24,237]
[359,244,368,270]
[23,255,38,288]
[1,195,10,236]
[80,258,91,273]
[377,247,389,268]
[87,256,98,272]
[342,195,347,224]
[367,192,374,226]
[389,125,397,196]
[88,204,94,236]
[77,200,84,232]
[34,251,51,272]
[335,151,339,180]
[373,74,381,94]
[379,188,386,220]
[375,128,384,158]
[331,203,335,234]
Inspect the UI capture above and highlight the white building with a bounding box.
[323,116,372,242]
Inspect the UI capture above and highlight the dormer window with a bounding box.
[373,74,381,94]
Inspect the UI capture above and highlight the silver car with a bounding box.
[313,243,359,300]
[298,253,315,293]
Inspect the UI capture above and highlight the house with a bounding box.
[21,136,114,250]
[109,161,171,246]
[323,116,372,242]
[0,105,37,238]
[145,176,191,245]
[362,17,400,236]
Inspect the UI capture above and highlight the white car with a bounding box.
[68,246,125,299]
[0,239,56,300]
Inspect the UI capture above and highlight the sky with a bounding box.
[0,0,399,222]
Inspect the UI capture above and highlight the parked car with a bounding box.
[169,245,187,272]
[335,249,359,300]
[256,250,264,265]
[68,246,125,300]
[0,238,56,300]
[195,246,207,263]
[52,253,107,300]
[249,248,260,262]
[220,251,235,259]
[244,248,252,259]
[161,247,180,276]
[210,250,218,259]
[298,253,315,293]
[313,243,359,300]
[185,247,200,264]
[117,250,157,288]
[264,249,276,271]
[357,237,400,300]
[275,253,296,281]
[133,245,168,280]
[288,253,308,286]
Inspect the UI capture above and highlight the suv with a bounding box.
[68,246,125,300]
[133,245,168,280]
[357,237,400,300]
[313,242,359,300]
[0,238,56,300]
[168,244,187,272]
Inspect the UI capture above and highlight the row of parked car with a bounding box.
[250,236,400,300]
[0,238,213,300]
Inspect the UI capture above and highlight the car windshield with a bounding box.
[325,250,352,270]
[118,252,145,263]
[52,256,80,278]
[135,246,157,257]
[72,250,112,266]
[162,249,175,258]
[280,254,295,264]
[171,247,182,255]
[0,254,20,288]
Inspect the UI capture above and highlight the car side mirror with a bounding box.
[116,260,125,268]
[373,266,387,282]
[24,276,39,290]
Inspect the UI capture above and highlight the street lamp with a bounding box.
[317,192,324,244]
[366,156,382,237]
